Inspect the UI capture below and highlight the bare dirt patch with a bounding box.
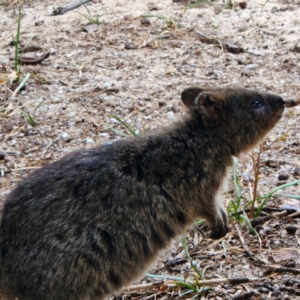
[1,0,300,299]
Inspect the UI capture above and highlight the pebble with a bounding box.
[140,18,151,25]
[86,138,94,144]
[294,166,300,176]
[286,225,297,234]
[278,173,289,180]
[158,100,166,108]
[166,111,174,119]
[245,64,259,70]
[0,150,6,160]
[61,132,72,142]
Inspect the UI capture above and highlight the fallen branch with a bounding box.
[52,0,92,15]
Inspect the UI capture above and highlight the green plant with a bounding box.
[139,14,180,29]
[80,4,106,24]
[11,4,31,89]
[228,157,242,219]
[229,154,300,221]
[19,99,45,126]
[225,0,233,9]
[104,114,139,137]
[172,237,208,298]
[145,237,209,298]
[186,0,205,10]
[255,179,300,217]
[14,5,22,77]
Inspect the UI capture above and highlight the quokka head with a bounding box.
[181,86,285,154]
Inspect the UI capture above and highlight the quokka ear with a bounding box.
[181,87,203,109]
[196,92,222,126]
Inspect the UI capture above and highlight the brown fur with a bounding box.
[0,87,285,300]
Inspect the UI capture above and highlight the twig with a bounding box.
[288,211,300,218]
[250,210,287,227]
[124,277,259,292]
[124,282,163,292]
[52,0,92,15]
[268,265,300,275]
[285,98,300,107]
[250,144,263,219]
[229,207,286,217]
[235,224,253,256]
[4,167,41,173]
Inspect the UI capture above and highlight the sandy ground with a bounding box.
[1,0,300,298]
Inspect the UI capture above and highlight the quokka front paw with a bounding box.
[209,209,231,239]
[209,224,231,239]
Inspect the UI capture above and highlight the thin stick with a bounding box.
[52,0,92,15]
[124,277,259,292]
[5,167,41,173]
[235,224,253,256]
[250,144,262,219]
[268,265,300,275]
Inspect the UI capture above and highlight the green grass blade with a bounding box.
[111,115,137,136]
[257,179,300,216]
[240,214,257,236]
[139,14,167,22]
[182,237,191,260]
[175,282,198,292]
[15,5,22,74]
[12,73,30,97]
[103,123,127,137]
[282,194,300,200]
[194,219,206,226]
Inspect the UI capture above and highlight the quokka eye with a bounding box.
[252,100,261,108]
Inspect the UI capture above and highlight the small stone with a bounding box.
[245,64,259,70]
[86,138,94,144]
[167,111,174,119]
[278,173,289,180]
[158,100,166,108]
[286,225,297,234]
[271,290,281,297]
[140,18,151,25]
[238,1,247,9]
[294,167,300,176]
[0,150,6,160]
[61,132,72,142]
